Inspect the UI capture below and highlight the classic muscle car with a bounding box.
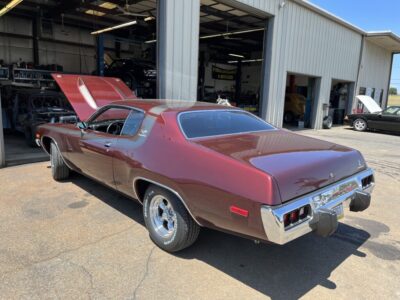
[36,74,375,252]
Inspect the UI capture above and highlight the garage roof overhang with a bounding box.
[366,31,400,53]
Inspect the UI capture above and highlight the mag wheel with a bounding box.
[143,185,200,252]
[353,118,367,132]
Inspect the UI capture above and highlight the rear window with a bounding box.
[179,110,275,139]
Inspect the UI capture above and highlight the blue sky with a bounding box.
[309,0,400,92]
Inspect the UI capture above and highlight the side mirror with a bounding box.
[77,122,87,130]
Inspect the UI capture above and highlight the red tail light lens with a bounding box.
[284,205,310,228]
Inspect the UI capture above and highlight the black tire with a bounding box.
[284,111,294,124]
[143,185,200,252]
[322,116,333,129]
[353,118,367,132]
[50,142,70,181]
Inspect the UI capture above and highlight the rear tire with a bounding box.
[322,116,333,129]
[353,118,367,132]
[50,142,70,181]
[143,185,200,252]
[284,111,294,124]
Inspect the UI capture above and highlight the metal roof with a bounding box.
[294,0,400,53]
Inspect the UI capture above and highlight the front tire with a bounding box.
[50,142,70,181]
[353,118,367,132]
[143,185,200,252]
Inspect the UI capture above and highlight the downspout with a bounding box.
[354,34,366,112]
[385,52,395,108]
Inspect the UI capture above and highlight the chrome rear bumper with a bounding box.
[260,168,374,245]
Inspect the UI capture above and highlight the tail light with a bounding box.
[283,205,310,228]
[361,175,373,189]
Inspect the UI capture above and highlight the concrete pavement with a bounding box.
[0,127,399,299]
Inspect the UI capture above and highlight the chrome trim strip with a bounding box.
[260,168,375,245]
[177,109,277,140]
[132,176,203,226]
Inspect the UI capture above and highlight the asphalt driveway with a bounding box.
[0,127,399,299]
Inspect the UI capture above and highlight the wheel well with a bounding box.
[134,179,152,202]
[41,136,52,154]
[133,178,202,226]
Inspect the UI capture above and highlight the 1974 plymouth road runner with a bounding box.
[36,74,374,252]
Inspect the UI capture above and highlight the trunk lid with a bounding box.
[52,74,136,121]
[195,130,366,203]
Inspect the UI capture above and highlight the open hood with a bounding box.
[52,74,136,121]
[355,95,382,113]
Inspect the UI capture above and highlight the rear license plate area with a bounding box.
[333,204,344,219]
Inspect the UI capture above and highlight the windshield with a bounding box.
[179,110,275,139]
[383,107,400,115]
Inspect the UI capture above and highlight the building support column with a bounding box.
[96,35,105,76]
[157,0,200,100]
[32,16,39,67]
[0,91,5,168]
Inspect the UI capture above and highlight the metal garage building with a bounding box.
[1,0,400,167]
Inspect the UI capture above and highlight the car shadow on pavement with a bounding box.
[66,174,370,300]
[177,224,370,299]
[66,173,146,225]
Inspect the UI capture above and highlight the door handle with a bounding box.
[104,142,112,148]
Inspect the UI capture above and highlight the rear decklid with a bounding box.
[52,74,136,121]
[195,130,366,203]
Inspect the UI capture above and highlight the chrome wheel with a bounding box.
[149,195,177,238]
[354,119,367,131]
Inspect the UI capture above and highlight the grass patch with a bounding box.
[388,95,400,106]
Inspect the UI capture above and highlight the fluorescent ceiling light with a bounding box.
[229,53,244,58]
[200,28,264,40]
[85,9,105,17]
[145,39,157,44]
[99,2,117,9]
[91,20,137,35]
[228,58,263,64]
[144,16,155,22]
[0,0,23,17]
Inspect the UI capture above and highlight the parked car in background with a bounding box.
[347,95,400,133]
[284,93,306,123]
[36,74,374,253]
[104,59,156,98]
[11,89,77,146]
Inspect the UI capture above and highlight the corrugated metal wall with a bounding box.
[358,40,392,107]
[157,0,200,101]
[234,0,363,128]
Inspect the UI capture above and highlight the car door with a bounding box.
[369,107,400,131]
[112,109,147,197]
[70,106,132,187]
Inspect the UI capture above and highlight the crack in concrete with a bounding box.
[65,259,95,300]
[132,246,156,300]
[0,224,138,279]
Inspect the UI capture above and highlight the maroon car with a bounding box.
[36,74,374,252]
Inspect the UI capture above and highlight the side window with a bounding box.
[121,110,145,136]
[89,107,131,135]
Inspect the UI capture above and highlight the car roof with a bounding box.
[110,99,236,115]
